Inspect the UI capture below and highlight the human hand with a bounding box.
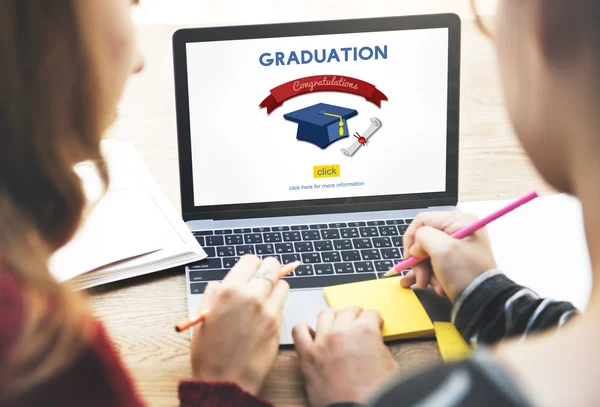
[292,307,399,407]
[190,255,289,395]
[400,211,497,301]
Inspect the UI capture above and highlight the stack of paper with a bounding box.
[49,139,206,290]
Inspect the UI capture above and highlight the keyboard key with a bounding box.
[386,219,405,225]
[391,236,403,247]
[374,260,394,271]
[291,225,309,230]
[225,235,243,245]
[302,230,321,240]
[295,265,315,276]
[294,242,314,252]
[206,235,224,246]
[341,250,360,261]
[234,228,251,233]
[314,240,333,251]
[333,239,353,250]
[321,229,340,239]
[372,237,392,248]
[195,236,205,246]
[189,269,228,282]
[301,253,321,264]
[275,243,294,254]
[334,262,355,274]
[309,224,328,229]
[360,249,381,260]
[406,218,414,224]
[203,247,216,257]
[260,254,282,263]
[378,226,398,236]
[236,245,255,255]
[398,225,409,235]
[340,228,359,238]
[272,226,290,231]
[321,251,341,262]
[367,220,385,226]
[253,227,270,232]
[381,248,401,259]
[359,227,379,237]
[244,233,263,244]
[190,282,208,294]
[214,229,232,235]
[347,222,366,227]
[314,264,334,275]
[189,258,222,270]
[352,238,372,249]
[222,257,240,268]
[263,232,282,243]
[282,253,301,264]
[283,231,302,241]
[328,222,347,228]
[193,230,213,236]
[283,273,375,289]
[355,261,375,273]
[255,244,274,255]
[216,246,235,257]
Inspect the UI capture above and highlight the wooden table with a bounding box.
[92,9,555,406]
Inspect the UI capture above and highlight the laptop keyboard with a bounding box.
[188,219,413,294]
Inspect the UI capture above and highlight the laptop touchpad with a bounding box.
[281,290,329,343]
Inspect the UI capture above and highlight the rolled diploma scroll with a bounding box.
[340,117,382,157]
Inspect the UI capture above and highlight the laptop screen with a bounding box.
[185,27,449,208]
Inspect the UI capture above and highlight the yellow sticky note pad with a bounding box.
[323,277,434,341]
[434,322,471,362]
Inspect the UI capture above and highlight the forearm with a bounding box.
[179,381,274,407]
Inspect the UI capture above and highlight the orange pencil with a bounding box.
[174,261,302,332]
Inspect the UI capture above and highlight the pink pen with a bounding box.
[383,190,539,277]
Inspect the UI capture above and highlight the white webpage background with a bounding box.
[187,28,448,207]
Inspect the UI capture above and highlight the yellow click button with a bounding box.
[313,164,340,178]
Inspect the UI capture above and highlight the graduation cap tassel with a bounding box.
[322,112,345,136]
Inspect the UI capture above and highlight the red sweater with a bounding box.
[0,261,273,407]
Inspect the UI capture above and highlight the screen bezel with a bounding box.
[173,14,461,221]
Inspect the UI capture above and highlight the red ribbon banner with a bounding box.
[259,75,388,114]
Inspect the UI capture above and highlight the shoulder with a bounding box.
[0,258,26,358]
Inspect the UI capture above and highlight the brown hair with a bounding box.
[0,1,109,399]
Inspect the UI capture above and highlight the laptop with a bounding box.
[172,14,461,344]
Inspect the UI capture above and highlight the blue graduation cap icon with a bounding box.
[283,103,358,149]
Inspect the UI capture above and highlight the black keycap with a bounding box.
[352,238,372,249]
[193,230,213,236]
[328,222,347,228]
[275,243,294,253]
[206,235,224,246]
[295,265,315,276]
[189,258,222,270]
[244,233,263,244]
[341,250,360,261]
[226,235,244,245]
[302,230,321,240]
[283,231,302,241]
[321,251,341,262]
[309,224,328,229]
[189,269,228,282]
[234,228,251,233]
[222,257,240,268]
[190,282,208,294]
[313,240,333,251]
[372,237,392,248]
[355,261,375,273]
[282,253,301,264]
[272,226,290,231]
[360,249,381,260]
[283,273,375,289]
[340,228,359,238]
[367,220,385,226]
[255,244,274,255]
[236,245,255,255]
[334,262,355,274]
[291,225,309,230]
[314,264,334,275]
[253,227,270,232]
[216,246,235,257]
[381,248,401,259]
[264,232,282,243]
[321,229,340,239]
[374,260,394,271]
[398,225,409,235]
[391,236,403,247]
[386,219,405,225]
[301,253,321,264]
[405,218,414,224]
[333,239,353,250]
[378,226,398,236]
[294,242,314,252]
[347,222,366,227]
[359,227,379,237]
[214,229,232,235]
[195,236,205,246]
[203,247,216,257]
